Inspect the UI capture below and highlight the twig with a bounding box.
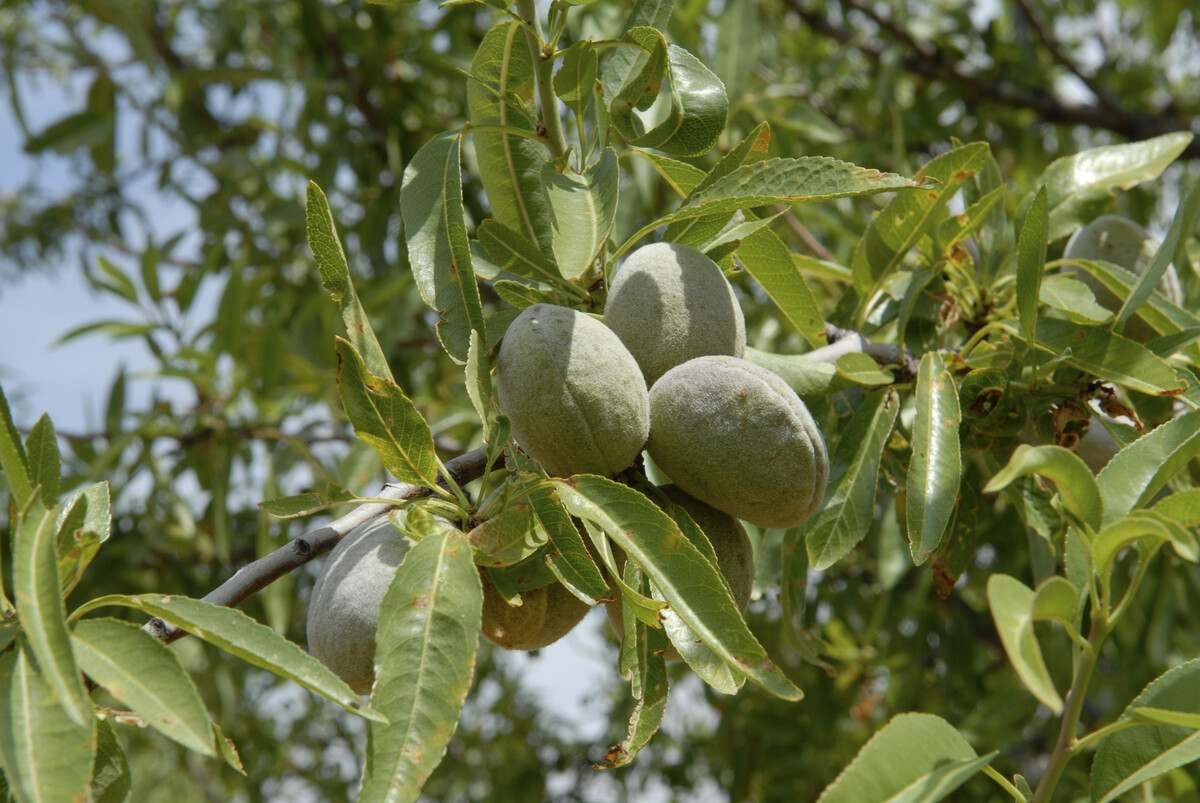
[784,0,1198,159]
[777,207,835,261]
[1010,0,1122,115]
[143,447,488,644]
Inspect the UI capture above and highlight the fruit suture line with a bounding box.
[142,319,903,647]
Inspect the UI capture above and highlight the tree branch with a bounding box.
[143,447,489,644]
[785,0,1199,159]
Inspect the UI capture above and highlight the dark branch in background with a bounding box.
[785,0,1199,159]
[144,447,489,644]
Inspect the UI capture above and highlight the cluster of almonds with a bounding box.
[306,242,830,692]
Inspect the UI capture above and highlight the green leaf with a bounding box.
[469,504,545,568]
[528,485,611,605]
[817,712,994,803]
[1066,257,1200,339]
[336,337,439,488]
[90,719,132,803]
[1030,576,1081,630]
[620,157,921,257]
[400,131,488,362]
[1092,659,1200,802]
[0,648,95,803]
[555,476,803,700]
[258,488,354,519]
[467,21,553,253]
[987,574,1063,713]
[1032,319,1185,397]
[72,618,215,756]
[1097,409,1200,525]
[836,352,894,387]
[1038,275,1112,324]
[1116,178,1200,329]
[359,530,482,803]
[24,414,60,507]
[72,594,383,722]
[1039,132,1193,239]
[636,149,707,198]
[1131,707,1200,729]
[599,0,674,102]
[906,353,962,564]
[663,121,772,247]
[983,444,1102,531]
[744,348,838,398]
[1016,186,1048,343]
[465,330,493,441]
[737,227,827,348]
[610,30,728,157]
[1152,489,1200,527]
[544,148,619,280]
[56,481,111,595]
[1090,512,1193,579]
[0,383,34,508]
[852,142,989,291]
[95,256,139,304]
[53,320,158,345]
[595,627,669,769]
[14,500,91,726]
[806,390,900,570]
[475,220,561,284]
[714,0,760,99]
[553,40,597,128]
[306,181,394,382]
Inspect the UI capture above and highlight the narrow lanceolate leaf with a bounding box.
[715,0,760,99]
[1032,319,1186,397]
[400,131,487,362]
[24,414,60,507]
[359,530,482,803]
[637,150,708,198]
[1116,178,1200,329]
[544,148,619,280]
[1016,186,1048,343]
[72,618,214,756]
[595,627,669,769]
[906,353,962,564]
[555,476,803,701]
[91,719,132,803]
[72,594,384,723]
[1092,659,1200,802]
[56,481,111,595]
[984,444,1102,531]
[806,390,900,571]
[987,574,1063,713]
[620,158,921,257]
[0,383,34,507]
[736,227,826,347]
[0,648,96,803]
[305,181,393,382]
[465,330,493,441]
[817,713,994,803]
[1097,409,1200,525]
[852,142,989,291]
[14,501,91,727]
[1065,258,1200,340]
[528,485,611,605]
[336,337,439,488]
[467,20,552,253]
[1038,132,1193,239]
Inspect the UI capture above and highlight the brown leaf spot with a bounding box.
[951,169,977,182]
[931,561,956,600]
[411,594,431,609]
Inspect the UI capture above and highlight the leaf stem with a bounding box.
[983,765,1028,802]
[1070,719,1144,754]
[1030,612,1108,803]
[516,0,567,160]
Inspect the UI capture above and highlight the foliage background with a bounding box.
[1,0,1199,800]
